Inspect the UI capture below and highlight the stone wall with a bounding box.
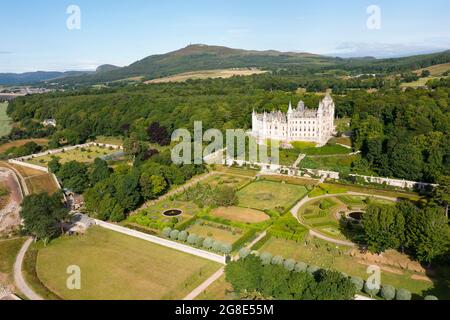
[349,174,437,190]
[94,219,227,265]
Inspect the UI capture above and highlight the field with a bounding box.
[213,165,259,177]
[94,136,124,146]
[26,145,118,167]
[203,173,252,189]
[195,275,234,300]
[0,237,26,288]
[186,221,243,244]
[0,138,49,154]
[26,173,60,195]
[35,227,222,300]
[414,62,450,76]
[400,77,433,89]
[0,102,12,137]
[211,206,270,224]
[146,68,267,83]
[258,236,450,299]
[237,180,307,211]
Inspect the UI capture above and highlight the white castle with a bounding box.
[251,95,336,146]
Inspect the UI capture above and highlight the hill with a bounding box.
[55,44,338,85]
[0,71,92,85]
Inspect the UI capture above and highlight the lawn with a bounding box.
[26,145,118,167]
[203,173,252,189]
[258,237,449,299]
[35,227,222,300]
[186,221,243,244]
[211,206,270,224]
[292,142,351,156]
[213,165,259,177]
[26,173,60,195]
[300,154,359,175]
[0,237,26,287]
[237,180,308,211]
[146,68,267,83]
[195,274,234,300]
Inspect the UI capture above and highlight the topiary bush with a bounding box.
[396,289,412,301]
[169,230,179,240]
[221,243,232,255]
[271,255,284,266]
[424,295,438,300]
[260,252,273,265]
[294,262,308,273]
[350,276,364,292]
[239,248,251,259]
[203,238,214,250]
[212,241,223,253]
[283,259,296,271]
[307,265,320,276]
[162,227,172,238]
[363,282,380,297]
[381,285,396,300]
[187,234,198,245]
[195,237,205,247]
[178,230,189,242]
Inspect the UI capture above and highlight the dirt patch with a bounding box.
[211,206,270,224]
[0,168,23,235]
[411,275,432,283]
[357,260,404,275]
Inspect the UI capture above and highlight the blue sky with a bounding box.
[1,0,450,72]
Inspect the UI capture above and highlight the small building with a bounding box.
[67,213,94,235]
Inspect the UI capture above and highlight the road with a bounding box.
[13,238,43,300]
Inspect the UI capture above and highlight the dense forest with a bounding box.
[6,68,450,183]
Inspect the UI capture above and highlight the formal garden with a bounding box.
[25,145,120,168]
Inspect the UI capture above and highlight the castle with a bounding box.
[251,95,336,146]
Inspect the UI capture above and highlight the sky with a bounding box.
[1,0,450,73]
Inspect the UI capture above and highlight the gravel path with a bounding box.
[13,238,43,300]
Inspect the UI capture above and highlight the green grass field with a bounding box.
[187,221,243,244]
[0,238,26,287]
[0,102,12,137]
[237,180,308,211]
[300,154,360,174]
[35,227,221,300]
[258,237,450,299]
[26,145,118,167]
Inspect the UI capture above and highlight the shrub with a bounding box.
[232,229,257,251]
[195,237,205,247]
[363,282,380,297]
[424,295,438,300]
[239,248,251,259]
[162,227,172,238]
[169,230,179,240]
[221,243,233,255]
[187,234,198,245]
[350,276,364,292]
[283,259,296,271]
[203,238,214,249]
[307,265,320,275]
[294,262,308,273]
[178,230,189,242]
[396,289,412,301]
[212,241,223,252]
[381,285,396,300]
[260,252,273,265]
[271,255,284,266]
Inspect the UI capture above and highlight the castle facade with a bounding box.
[251,95,335,146]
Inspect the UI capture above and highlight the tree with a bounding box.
[306,270,356,300]
[283,259,296,272]
[225,255,264,295]
[169,230,179,240]
[213,186,238,207]
[260,252,273,265]
[48,157,61,174]
[162,227,172,238]
[147,122,171,146]
[294,262,308,273]
[350,277,364,292]
[20,192,69,244]
[363,204,405,253]
[178,230,188,242]
[90,158,112,185]
[421,70,431,78]
[114,171,142,211]
[109,204,126,222]
[57,161,89,193]
[413,207,449,264]
[363,281,380,297]
[431,176,450,218]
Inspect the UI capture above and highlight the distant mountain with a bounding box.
[0,70,93,85]
[55,44,337,85]
[96,64,120,73]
